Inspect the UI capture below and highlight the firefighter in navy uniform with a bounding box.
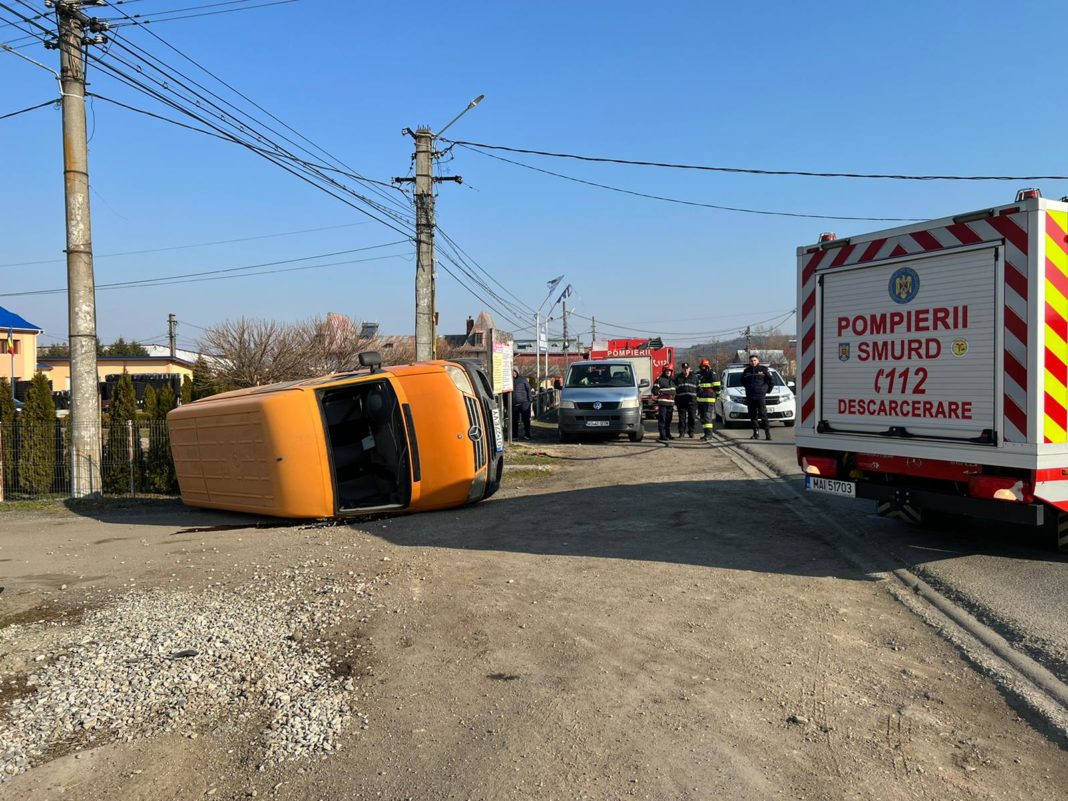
[696,359,721,440]
[741,354,774,440]
[653,364,677,443]
[674,362,698,438]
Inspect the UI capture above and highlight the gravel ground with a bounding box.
[1,435,1067,800]
[0,560,375,777]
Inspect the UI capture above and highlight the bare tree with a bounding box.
[200,318,310,390]
[200,316,478,391]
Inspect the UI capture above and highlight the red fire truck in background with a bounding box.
[588,338,674,418]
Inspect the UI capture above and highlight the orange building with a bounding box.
[0,305,43,388]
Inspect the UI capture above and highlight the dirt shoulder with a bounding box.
[1,438,1066,800]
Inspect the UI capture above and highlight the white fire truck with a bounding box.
[795,189,1068,550]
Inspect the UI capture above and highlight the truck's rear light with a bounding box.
[968,475,1033,503]
[1015,188,1041,201]
[801,455,838,478]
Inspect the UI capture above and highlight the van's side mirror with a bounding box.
[639,379,650,388]
[359,351,383,374]
[787,380,796,389]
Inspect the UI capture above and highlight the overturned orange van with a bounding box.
[167,354,504,518]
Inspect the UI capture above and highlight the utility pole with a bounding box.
[396,96,483,362]
[57,1,105,497]
[591,316,597,342]
[745,325,752,356]
[562,301,569,373]
[412,127,435,361]
[168,313,177,358]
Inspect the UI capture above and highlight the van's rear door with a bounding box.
[819,245,1000,443]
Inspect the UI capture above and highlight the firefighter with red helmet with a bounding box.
[696,358,721,441]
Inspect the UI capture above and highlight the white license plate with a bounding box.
[490,408,504,453]
[805,477,856,498]
[585,420,611,427]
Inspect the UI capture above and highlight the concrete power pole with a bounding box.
[562,301,569,372]
[58,2,102,497]
[591,316,597,342]
[168,313,177,358]
[413,128,435,361]
[397,98,482,362]
[745,325,752,356]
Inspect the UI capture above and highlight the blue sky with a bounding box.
[3,0,1068,353]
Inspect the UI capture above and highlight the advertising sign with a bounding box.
[820,247,997,439]
[492,339,514,395]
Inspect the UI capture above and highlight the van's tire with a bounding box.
[628,427,644,443]
[559,430,575,444]
[784,420,795,427]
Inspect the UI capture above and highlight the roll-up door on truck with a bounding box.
[819,245,999,443]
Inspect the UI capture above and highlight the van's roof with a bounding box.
[187,360,460,404]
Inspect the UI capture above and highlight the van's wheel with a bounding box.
[628,427,644,443]
[559,430,574,444]
[784,420,795,427]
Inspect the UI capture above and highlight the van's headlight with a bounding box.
[559,400,576,409]
[444,364,474,395]
[619,397,640,409]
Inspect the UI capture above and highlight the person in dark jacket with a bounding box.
[696,358,721,441]
[741,354,774,440]
[512,369,533,440]
[674,362,698,438]
[653,364,677,443]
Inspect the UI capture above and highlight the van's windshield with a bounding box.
[565,364,635,388]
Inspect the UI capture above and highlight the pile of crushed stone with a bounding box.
[0,562,375,777]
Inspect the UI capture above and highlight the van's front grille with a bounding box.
[464,395,487,470]
[575,401,620,410]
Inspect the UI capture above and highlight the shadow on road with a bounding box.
[366,478,1064,581]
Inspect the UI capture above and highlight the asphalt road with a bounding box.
[714,419,1068,687]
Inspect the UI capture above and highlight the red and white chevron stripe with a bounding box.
[798,211,1030,442]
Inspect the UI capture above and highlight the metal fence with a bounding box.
[0,419,178,502]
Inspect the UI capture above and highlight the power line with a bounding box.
[0,221,370,268]
[85,52,415,237]
[458,144,923,223]
[91,42,413,226]
[0,241,410,297]
[443,138,1068,182]
[101,5,411,219]
[108,0,298,27]
[0,97,57,121]
[568,309,795,339]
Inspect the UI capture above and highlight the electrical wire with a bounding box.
[458,144,923,223]
[0,97,57,120]
[443,138,1068,182]
[86,53,415,237]
[0,221,370,268]
[91,43,413,228]
[434,226,535,314]
[567,309,795,339]
[107,0,297,27]
[0,241,410,297]
[101,6,411,219]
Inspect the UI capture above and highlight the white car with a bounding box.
[715,367,796,428]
